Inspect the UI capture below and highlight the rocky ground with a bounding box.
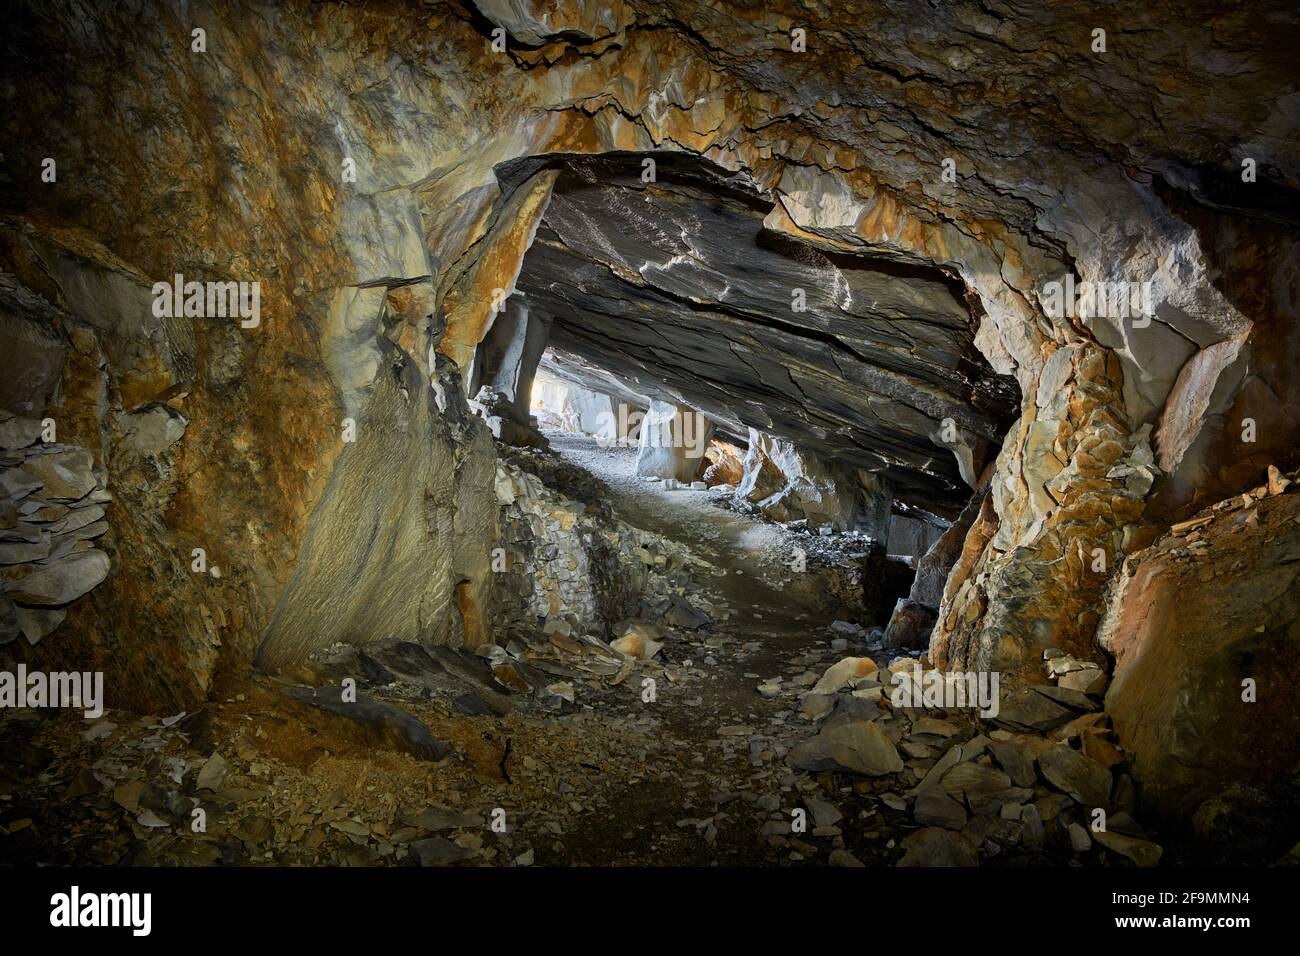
[541,430,893,617]
[0,434,1262,868]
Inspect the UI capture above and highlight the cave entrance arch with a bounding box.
[472,150,1018,526]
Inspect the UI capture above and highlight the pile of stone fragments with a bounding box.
[1,413,111,645]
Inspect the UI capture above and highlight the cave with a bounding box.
[1,0,1299,911]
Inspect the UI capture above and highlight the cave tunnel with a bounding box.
[1,0,1299,913]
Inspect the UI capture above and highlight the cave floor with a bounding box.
[542,429,844,630]
[0,433,1155,867]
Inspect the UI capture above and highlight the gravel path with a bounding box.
[544,430,830,627]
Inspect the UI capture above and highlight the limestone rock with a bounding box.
[896,828,979,867]
[1100,488,1300,854]
[119,404,187,459]
[20,448,96,501]
[788,719,903,776]
[4,550,109,605]
[810,656,878,695]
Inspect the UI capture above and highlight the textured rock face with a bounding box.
[886,512,947,560]
[738,431,883,534]
[0,0,1295,741]
[736,429,786,503]
[492,448,722,643]
[701,438,745,488]
[256,357,498,670]
[634,400,711,482]
[1099,476,1300,854]
[512,153,1016,514]
[885,487,987,649]
[930,345,1154,679]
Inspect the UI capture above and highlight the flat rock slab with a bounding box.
[4,550,109,605]
[409,836,477,866]
[987,738,1040,788]
[940,761,1012,808]
[1032,684,1099,712]
[0,540,50,564]
[804,797,843,829]
[400,806,485,832]
[0,468,43,501]
[0,416,44,451]
[279,684,452,762]
[992,687,1074,733]
[1038,744,1113,809]
[1093,829,1163,866]
[897,827,979,867]
[788,718,903,776]
[913,789,967,830]
[663,597,710,629]
[20,448,96,501]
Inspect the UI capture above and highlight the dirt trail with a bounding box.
[1,433,891,868]
[545,431,833,628]
[537,431,888,865]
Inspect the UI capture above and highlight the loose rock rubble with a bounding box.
[773,644,1170,866]
[0,414,111,645]
[6,433,1296,866]
[493,445,729,641]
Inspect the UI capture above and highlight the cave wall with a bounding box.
[0,0,1296,730]
[1097,474,1300,854]
[494,452,720,643]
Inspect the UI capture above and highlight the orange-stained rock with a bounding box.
[0,0,1293,723]
[1100,479,1300,857]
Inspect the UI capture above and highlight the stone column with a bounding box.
[635,400,713,481]
[565,384,618,442]
[928,344,1150,682]
[740,430,867,532]
[475,297,553,423]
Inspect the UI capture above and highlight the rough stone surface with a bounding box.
[1100,480,1300,853]
[788,719,903,776]
[0,0,1294,855]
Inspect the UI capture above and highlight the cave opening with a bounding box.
[4,0,1299,884]
[468,150,1020,652]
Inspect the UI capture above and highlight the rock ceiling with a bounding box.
[0,0,1295,722]
[509,153,1019,512]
